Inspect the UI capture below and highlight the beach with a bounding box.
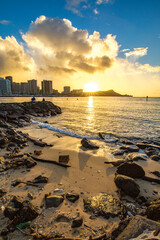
[0,101,160,239]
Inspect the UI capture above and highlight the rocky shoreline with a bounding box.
[0,102,160,240]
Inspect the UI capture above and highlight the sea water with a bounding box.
[0,96,160,140]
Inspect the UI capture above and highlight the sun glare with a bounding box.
[84,82,98,92]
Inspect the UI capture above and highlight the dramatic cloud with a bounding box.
[0,36,34,75]
[22,16,114,77]
[138,64,160,73]
[0,20,10,25]
[125,47,148,59]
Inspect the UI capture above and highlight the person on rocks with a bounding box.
[31,96,36,103]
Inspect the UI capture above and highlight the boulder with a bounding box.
[59,155,70,164]
[84,193,122,219]
[126,152,148,161]
[120,145,139,152]
[112,149,126,156]
[146,198,160,221]
[114,174,140,198]
[23,156,37,168]
[113,215,160,240]
[4,206,18,220]
[151,155,160,161]
[66,193,79,203]
[32,175,48,183]
[81,138,99,149]
[71,216,83,228]
[136,142,147,149]
[45,195,64,208]
[116,162,145,178]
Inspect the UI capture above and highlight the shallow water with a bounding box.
[0,96,160,139]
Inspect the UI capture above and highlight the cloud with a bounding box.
[0,20,10,25]
[120,48,130,52]
[125,47,148,59]
[0,36,34,75]
[65,0,87,15]
[22,16,114,77]
[138,64,160,73]
[93,8,99,14]
[96,0,110,5]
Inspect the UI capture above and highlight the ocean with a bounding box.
[0,96,160,140]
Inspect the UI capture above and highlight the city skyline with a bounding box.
[0,0,160,96]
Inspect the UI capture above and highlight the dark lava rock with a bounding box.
[0,136,8,146]
[113,215,160,240]
[146,198,160,221]
[0,188,7,197]
[126,152,148,161]
[71,216,83,228]
[66,193,79,203]
[32,175,48,183]
[151,155,160,161]
[33,140,46,147]
[59,155,70,163]
[84,193,122,219]
[136,142,147,149]
[114,174,140,198]
[120,145,139,152]
[112,149,126,156]
[4,206,18,220]
[11,195,24,208]
[146,149,158,157]
[117,162,145,179]
[151,171,160,178]
[81,138,99,149]
[23,156,37,168]
[46,195,64,208]
[18,200,39,222]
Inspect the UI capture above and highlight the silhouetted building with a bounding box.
[41,80,53,95]
[21,82,29,95]
[28,79,38,95]
[71,89,83,94]
[12,82,20,95]
[0,78,12,96]
[5,76,13,93]
[62,86,70,95]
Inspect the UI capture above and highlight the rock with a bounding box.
[11,196,24,208]
[136,142,147,149]
[113,215,160,240]
[18,200,39,222]
[116,162,145,178]
[120,145,139,152]
[71,216,83,228]
[32,175,48,183]
[34,150,42,156]
[4,206,18,220]
[146,149,159,157]
[59,155,70,163]
[121,139,134,145]
[112,149,126,156]
[0,136,8,146]
[0,188,7,197]
[151,171,160,178]
[146,198,160,221]
[45,195,64,208]
[151,155,160,161]
[126,152,148,161]
[33,140,46,147]
[23,156,37,168]
[84,193,122,219]
[55,214,70,222]
[66,193,79,203]
[81,138,99,149]
[28,193,34,200]
[114,174,140,198]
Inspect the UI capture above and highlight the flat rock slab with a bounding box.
[126,152,148,161]
[115,215,160,240]
[84,193,122,219]
[120,145,139,152]
[46,195,64,208]
[116,162,145,179]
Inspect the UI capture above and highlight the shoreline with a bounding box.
[0,102,160,239]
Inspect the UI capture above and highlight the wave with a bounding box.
[32,121,99,140]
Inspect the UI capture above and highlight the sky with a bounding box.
[0,0,160,96]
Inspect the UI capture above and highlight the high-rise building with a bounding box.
[21,82,29,95]
[41,80,53,95]
[5,76,13,93]
[12,82,20,95]
[63,86,70,94]
[28,79,38,95]
[0,78,12,96]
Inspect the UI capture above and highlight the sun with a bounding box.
[84,82,99,92]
